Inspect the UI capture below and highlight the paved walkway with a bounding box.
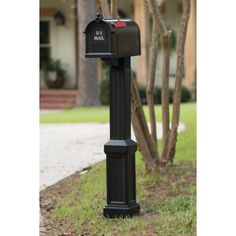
[40,123,186,190]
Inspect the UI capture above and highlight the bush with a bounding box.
[141,86,173,105]
[169,88,174,103]
[154,87,161,104]
[139,86,190,104]
[181,86,191,103]
[138,86,147,104]
[100,77,109,105]
[100,77,191,105]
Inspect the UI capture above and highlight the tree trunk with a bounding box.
[161,38,170,150]
[164,0,191,163]
[131,77,159,171]
[99,0,111,18]
[148,0,170,152]
[146,15,158,143]
[78,0,100,106]
[110,0,118,18]
[98,0,191,172]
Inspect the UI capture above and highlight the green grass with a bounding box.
[40,103,196,235]
[40,103,195,124]
[40,106,110,123]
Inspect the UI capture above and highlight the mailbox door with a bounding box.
[86,23,113,57]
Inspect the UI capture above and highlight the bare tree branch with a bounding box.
[110,0,118,18]
[131,77,159,162]
[160,35,170,152]
[98,0,159,171]
[148,0,170,152]
[146,2,158,144]
[98,0,190,171]
[99,0,111,18]
[131,102,156,172]
[149,0,168,38]
[156,0,166,8]
[164,0,191,163]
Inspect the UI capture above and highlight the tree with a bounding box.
[99,0,191,171]
[78,0,100,106]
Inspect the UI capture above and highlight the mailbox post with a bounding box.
[85,14,141,218]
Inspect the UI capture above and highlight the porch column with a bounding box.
[184,0,196,90]
[77,0,100,105]
[134,0,148,86]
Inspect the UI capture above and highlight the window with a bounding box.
[40,21,50,69]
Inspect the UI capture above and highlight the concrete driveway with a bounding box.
[40,122,186,190]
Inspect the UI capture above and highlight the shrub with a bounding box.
[154,87,161,104]
[181,86,191,103]
[141,86,173,105]
[100,77,109,105]
[139,86,190,104]
[138,86,147,104]
[169,88,174,103]
[100,78,191,105]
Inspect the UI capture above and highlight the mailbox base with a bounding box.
[103,139,140,218]
[103,202,140,218]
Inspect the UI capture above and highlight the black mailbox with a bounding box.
[85,15,141,218]
[85,17,141,58]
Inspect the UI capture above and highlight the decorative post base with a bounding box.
[103,139,140,218]
[103,201,140,218]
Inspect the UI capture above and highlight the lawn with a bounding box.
[40,106,110,123]
[40,103,196,235]
[40,103,194,125]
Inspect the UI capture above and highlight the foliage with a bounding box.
[99,78,191,105]
[192,71,197,101]
[181,86,191,103]
[100,69,109,105]
[138,86,190,105]
[138,86,147,104]
[42,59,65,76]
[154,86,162,104]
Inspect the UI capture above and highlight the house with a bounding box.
[40,0,196,109]
[40,0,81,108]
